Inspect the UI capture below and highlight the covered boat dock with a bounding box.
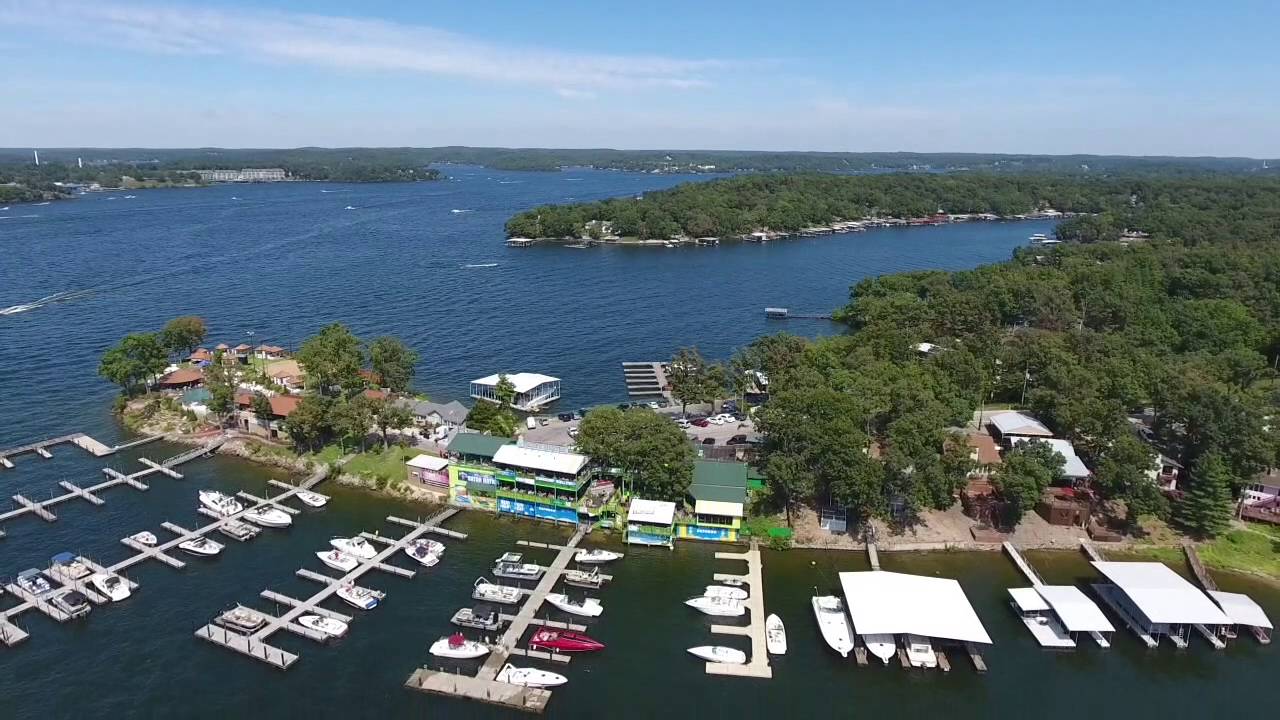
[1207,590,1273,644]
[1008,585,1115,649]
[1090,561,1231,649]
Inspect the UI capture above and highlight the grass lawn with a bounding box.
[343,445,426,486]
[1122,518,1280,580]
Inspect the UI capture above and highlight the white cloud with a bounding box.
[0,0,729,91]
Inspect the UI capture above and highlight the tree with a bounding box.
[576,407,694,501]
[368,336,419,393]
[668,347,719,415]
[298,323,365,397]
[992,441,1064,527]
[467,400,516,437]
[763,453,813,527]
[494,374,517,408]
[250,393,273,425]
[331,396,374,451]
[98,332,168,396]
[369,397,414,448]
[204,361,235,424]
[1174,452,1235,538]
[1091,433,1165,522]
[160,316,207,357]
[282,396,333,452]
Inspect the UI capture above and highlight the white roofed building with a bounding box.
[627,498,676,548]
[839,570,993,646]
[470,372,561,411]
[987,411,1054,444]
[1011,437,1092,483]
[1090,561,1230,647]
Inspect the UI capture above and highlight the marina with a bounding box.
[703,542,772,679]
[0,432,160,469]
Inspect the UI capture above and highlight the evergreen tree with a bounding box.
[1175,452,1235,538]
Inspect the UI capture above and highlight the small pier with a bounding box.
[705,541,772,679]
[620,361,670,398]
[197,508,463,669]
[1079,539,1105,562]
[866,542,881,570]
[1002,542,1046,586]
[0,432,161,469]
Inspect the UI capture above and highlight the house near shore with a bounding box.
[231,344,253,363]
[986,411,1054,445]
[626,498,676,548]
[234,391,301,441]
[678,460,749,542]
[157,367,204,390]
[265,359,306,392]
[443,433,598,522]
[398,398,471,433]
[254,344,287,360]
[405,453,450,493]
[188,348,212,364]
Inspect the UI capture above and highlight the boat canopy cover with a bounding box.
[1008,587,1051,612]
[1034,585,1115,633]
[1207,591,1273,629]
[51,552,76,564]
[839,570,993,644]
[1091,562,1230,625]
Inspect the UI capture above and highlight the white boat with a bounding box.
[493,560,544,581]
[687,646,746,664]
[330,537,378,560]
[179,537,224,557]
[244,507,292,528]
[317,550,358,572]
[546,593,603,617]
[298,614,348,638]
[89,573,131,602]
[765,614,787,655]
[405,539,445,567]
[336,583,383,610]
[863,633,896,664]
[296,490,328,507]
[704,585,749,601]
[472,577,522,605]
[496,664,568,688]
[129,531,157,546]
[720,577,746,587]
[216,605,266,633]
[812,596,854,657]
[430,633,490,659]
[685,595,745,617]
[574,548,622,564]
[199,490,243,516]
[905,634,938,668]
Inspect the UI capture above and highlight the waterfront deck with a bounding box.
[706,541,772,679]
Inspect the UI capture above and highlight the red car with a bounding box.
[691,418,710,427]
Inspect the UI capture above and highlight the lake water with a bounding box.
[1,169,1274,719]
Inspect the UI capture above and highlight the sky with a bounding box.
[1,0,1278,156]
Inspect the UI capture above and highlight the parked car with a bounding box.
[557,412,574,422]
[568,427,580,439]
[675,418,691,429]
[722,400,739,412]
[539,417,550,426]
[691,418,710,427]
[657,398,670,408]
[647,400,660,410]
[701,437,716,445]
[617,402,630,410]
[727,434,749,445]
[732,412,748,422]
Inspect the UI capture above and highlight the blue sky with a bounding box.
[2,0,1277,155]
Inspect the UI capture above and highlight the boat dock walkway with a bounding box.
[867,542,881,570]
[196,507,463,670]
[0,432,162,469]
[707,541,772,679]
[1,552,143,646]
[1002,542,1046,586]
[0,437,223,527]
[404,526,598,713]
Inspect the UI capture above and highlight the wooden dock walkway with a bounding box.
[1002,541,1046,586]
[1079,539,1105,562]
[867,542,881,571]
[706,541,772,679]
[0,432,162,469]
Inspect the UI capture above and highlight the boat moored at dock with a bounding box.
[244,506,292,528]
[317,549,359,572]
[50,590,92,619]
[862,633,896,663]
[299,614,348,638]
[573,548,622,564]
[766,614,787,655]
[405,539,445,567]
[430,633,489,659]
[687,645,746,664]
[198,490,243,517]
[704,585,749,601]
[219,519,260,541]
[496,664,568,688]
[563,567,605,589]
[89,572,131,602]
[295,490,328,508]
[812,595,854,657]
[904,634,938,668]
[336,583,384,610]
[686,595,745,617]
[330,537,378,560]
[472,577,522,605]
[178,537,224,557]
[215,605,267,634]
[528,628,604,653]
[546,593,603,617]
[450,607,506,631]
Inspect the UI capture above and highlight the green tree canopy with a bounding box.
[368,336,419,393]
[1174,452,1236,538]
[98,333,168,396]
[992,441,1064,527]
[298,323,365,397]
[576,407,694,501]
[159,316,207,357]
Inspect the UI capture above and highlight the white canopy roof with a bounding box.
[471,372,560,393]
[492,444,587,476]
[628,498,675,525]
[839,571,992,644]
[989,411,1053,437]
[694,499,744,518]
[1035,585,1115,632]
[1009,587,1050,612]
[1208,591,1274,629]
[405,454,449,471]
[1091,561,1230,625]
[1011,437,1091,478]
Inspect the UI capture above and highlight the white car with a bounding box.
[676,418,691,429]
[647,401,660,409]
[707,415,727,425]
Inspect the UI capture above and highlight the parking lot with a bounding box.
[521,404,759,448]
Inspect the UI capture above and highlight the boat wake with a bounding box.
[462,263,499,268]
[497,180,522,184]
[451,209,474,213]
[0,289,94,317]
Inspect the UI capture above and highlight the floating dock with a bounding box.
[0,432,161,469]
[706,541,772,679]
[620,361,670,398]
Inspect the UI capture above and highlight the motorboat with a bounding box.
[704,585,749,601]
[528,628,604,653]
[546,593,603,618]
[178,537,224,557]
[563,567,604,589]
[496,664,568,688]
[687,646,746,664]
[296,490,329,507]
[198,490,243,517]
[905,634,938,668]
[219,519,260,541]
[430,633,490,659]
[405,539,445,567]
[720,577,746,587]
[298,614,348,638]
[766,614,787,655]
[863,633,896,664]
[244,506,292,528]
[89,573,131,602]
[472,577,522,605]
[130,531,158,546]
[493,559,544,581]
[496,552,524,563]
[317,549,358,572]
[336,583,384,610]
[685,595,745,617]
[216,605,266,633]
[50,590,92,619]
[573,548,622,564]
[330,537,378,560]
[451,607,506,631]
[812,596,854,657]
[51,552,91,580]
[16,569,53,596]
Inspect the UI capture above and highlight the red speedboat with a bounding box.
[528,628,604,653]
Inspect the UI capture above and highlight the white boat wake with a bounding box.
[462,263,499,268]
[0,289,93,317]
[451,209,474,213]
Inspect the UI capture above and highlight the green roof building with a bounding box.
[679,460,749,542]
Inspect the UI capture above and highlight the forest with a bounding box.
[734,177,1280,536]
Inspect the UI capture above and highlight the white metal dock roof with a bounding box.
[470,373,560,393]
[839,570,993,644]
[1009,587,1051,612]
[492,444,587,476]
[1035,585,1115,633]
[1091,561,1230,625]
[628,498,675,525]
[1208,591,1273,629]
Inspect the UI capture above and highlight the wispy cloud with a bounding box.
[0,0,729,92]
